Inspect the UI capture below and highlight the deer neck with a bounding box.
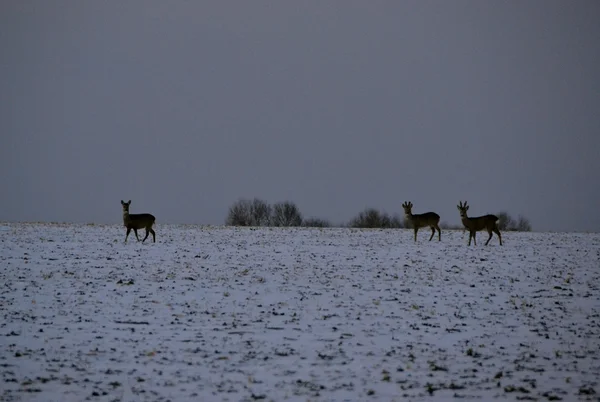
[123,211,131,225]
[461,215,471,227]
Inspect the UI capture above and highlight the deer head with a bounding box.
[457,201,469,218]
[121,200,132,212]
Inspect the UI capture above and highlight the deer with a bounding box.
[121,200,156,243]
[401,201,441,242]
[457,201,502,246]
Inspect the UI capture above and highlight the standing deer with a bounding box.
[121,200,156,243]
[402,201,441,242]
[457,201,502,246]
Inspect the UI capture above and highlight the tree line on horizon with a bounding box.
[225,198,532,231]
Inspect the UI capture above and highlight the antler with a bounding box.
[457,201,469,209]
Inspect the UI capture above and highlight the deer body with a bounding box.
[402,201,441,242]
[121,200,156,243]
[457,201,502,246]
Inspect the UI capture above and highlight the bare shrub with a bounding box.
[515,215,532,231]
[497,212,514,231]
[388,214,404,228]
[349,208,403,229]
[250,198,271,226]
[497,211,532,231]
[226,199,253,226]
[271,201,303,227]
[226,198,272,226]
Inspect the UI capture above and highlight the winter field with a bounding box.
[1,223,599,402]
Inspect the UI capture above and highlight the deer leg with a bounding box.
[485,229,493,245]
[470,231,477,246]
[428,226,435,241]
[493,226,502,246]
[125,227,131,243]
[414,228,418,242]
[435,224,441,241]
[149,228,156,243]
[142,229,150,242]
[133,229,140,241]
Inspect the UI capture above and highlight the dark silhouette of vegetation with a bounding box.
[226,199,252,226]
[250,198,272,226]
[497,211,532,231]
[226,199,302,227]
[225,198,531,231]
[226,198,271,226]
[497,212,513,231]
[271,201,303,227]
[348,208,403,229]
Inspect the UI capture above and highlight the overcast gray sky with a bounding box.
[1,1,599,232]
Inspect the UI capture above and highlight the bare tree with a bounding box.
[226,198,271,226]
[226,199,253,226]
[250,198,271,226]
[497,211,532,231]
[349,208,403,229]
[350,208,381,228]
[497,211,514,231]
[271,201,303,226]
[389,214,406,229]
[515,215,532,231]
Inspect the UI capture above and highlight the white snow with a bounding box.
[1,223,599,401]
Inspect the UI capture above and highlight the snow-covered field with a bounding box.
[1,223,599,402]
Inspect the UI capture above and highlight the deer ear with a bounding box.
[128,200,131,204]
[466,206,469,211]
[121,200,124,204]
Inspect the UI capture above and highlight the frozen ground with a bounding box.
[1,223,599,402]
